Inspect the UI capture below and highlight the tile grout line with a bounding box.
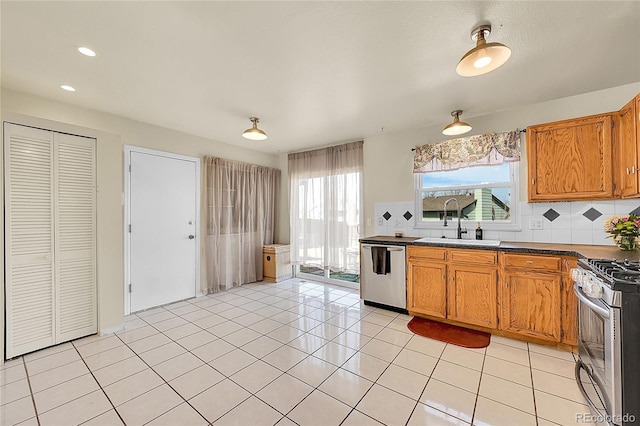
[528,343,540,426]
[110,330,211,425]
[21,357,42,426]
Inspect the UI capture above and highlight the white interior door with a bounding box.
[129,150,198,312]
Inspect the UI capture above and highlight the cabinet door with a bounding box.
[616,98,638,197]
[447,265,497,328]
[500,271,561,342]
[407,258,447,318]
[561,276,578,345]
[527,114,613,201]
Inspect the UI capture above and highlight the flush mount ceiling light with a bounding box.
[442,110,472,136]
[456,24,511,77]
[78,47,96,57]
[60,85,76,92]
[242,117,268,140]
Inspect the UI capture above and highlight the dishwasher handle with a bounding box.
[361,245,404,251]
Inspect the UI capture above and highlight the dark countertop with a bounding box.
[359,235,640,261]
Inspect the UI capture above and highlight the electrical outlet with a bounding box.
[377,218,383,226]
[366,218,372,226]
[529,218,543,230]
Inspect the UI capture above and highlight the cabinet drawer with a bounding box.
[408,246,447,261]
[502,253,561,271]
[449,249,497,265]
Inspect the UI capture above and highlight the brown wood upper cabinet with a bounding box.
[615,97,638,197]
[527,114,614,202]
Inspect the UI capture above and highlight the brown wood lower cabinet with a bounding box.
[407,246,447,318]
[448,263,498,329]
[407,247,498,328]
[406,246,578,349]
[500,270,561,341]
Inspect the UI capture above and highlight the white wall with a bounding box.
[363,82,640,240]
[1,88,280,362]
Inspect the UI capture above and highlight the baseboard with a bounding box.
[99,324,125,336]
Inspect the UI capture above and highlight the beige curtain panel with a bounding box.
[202,156,280,293]
[413,130,521,173]
[288,141,363,274]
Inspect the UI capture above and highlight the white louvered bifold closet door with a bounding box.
[55,132,97,343]
[4,123,97,358]
[5,124,56,357]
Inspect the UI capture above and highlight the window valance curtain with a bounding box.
[413,130,521,173]
[202,156,280,293]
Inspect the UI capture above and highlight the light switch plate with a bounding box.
[529,218,543,230]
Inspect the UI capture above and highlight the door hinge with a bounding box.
[561,330,565,338]
[128,224,132,233]
[129,284,132,293]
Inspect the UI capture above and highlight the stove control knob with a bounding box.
[624,259,631,267]
[570,268,581,282]
[590,283,603,298]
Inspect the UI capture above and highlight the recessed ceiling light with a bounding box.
[78,47,96,57]
[60,85,76,92]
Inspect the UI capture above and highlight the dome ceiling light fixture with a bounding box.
[456,24,511,77]
[242,117,267,141]
[442,110,472,136]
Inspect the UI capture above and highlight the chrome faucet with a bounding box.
[443,197,467,239]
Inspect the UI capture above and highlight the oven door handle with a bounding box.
[573,284,610,319]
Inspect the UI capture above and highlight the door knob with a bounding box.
[188,235,195,239]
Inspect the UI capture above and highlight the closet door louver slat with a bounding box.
[55,133,97,342]
[4,124,55,358]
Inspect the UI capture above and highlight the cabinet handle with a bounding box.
[526,260,534,264]
[531,178,535,185]
[633,166,636,174]
[627,167,630,175]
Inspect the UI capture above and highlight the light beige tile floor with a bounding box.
[0,278,596,425]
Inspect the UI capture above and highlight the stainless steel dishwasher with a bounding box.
[360,244,407,312]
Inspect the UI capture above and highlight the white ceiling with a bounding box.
[2,1,639,154]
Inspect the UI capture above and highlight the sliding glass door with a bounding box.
[289,142,363,287]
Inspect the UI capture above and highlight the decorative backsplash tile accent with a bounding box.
[543,209,560,222]
[372,199,640,246]
[583,207,602,222]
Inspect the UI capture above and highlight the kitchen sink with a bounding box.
[415,237,501,247]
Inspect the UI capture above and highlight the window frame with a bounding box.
[413,162,521,232]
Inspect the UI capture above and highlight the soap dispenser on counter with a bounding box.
[475,222,483,240]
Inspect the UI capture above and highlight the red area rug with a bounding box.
[407,317,491,349]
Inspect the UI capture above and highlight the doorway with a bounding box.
[124,146,200,314]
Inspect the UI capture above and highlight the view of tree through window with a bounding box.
[416,162,516,223]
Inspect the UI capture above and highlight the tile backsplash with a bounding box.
[373,199,640,246]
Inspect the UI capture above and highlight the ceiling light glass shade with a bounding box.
[442,110,472,136]
[242,117,267,140]
[60,85,76,92]
[456,25,511,77]
[78,47,96,57]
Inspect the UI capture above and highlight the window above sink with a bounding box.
[414,162,520,231]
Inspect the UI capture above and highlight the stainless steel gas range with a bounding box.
[572,258,640,426]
